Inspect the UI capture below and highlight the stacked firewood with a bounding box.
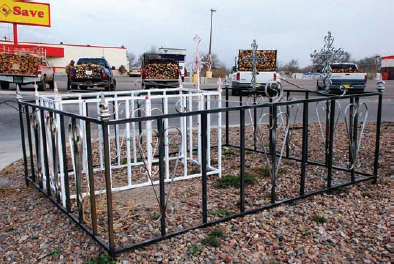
[0,53,40,75]
[238,50,277,72]
[74,64,103,79]
[331,68,362,73]
[145,62,178,79]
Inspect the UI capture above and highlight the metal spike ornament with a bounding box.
[192,35,205,91]
[16,84,22,101]
[99,92,110,121]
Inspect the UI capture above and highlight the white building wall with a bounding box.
[50,45,128,73]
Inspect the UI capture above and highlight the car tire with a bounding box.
[231,84,239,96]
[38,77,46,91]
[111,79,116,91]
[0,81,10,90]
[49,77,55,89]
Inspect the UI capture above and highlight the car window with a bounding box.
[77,58,106,66]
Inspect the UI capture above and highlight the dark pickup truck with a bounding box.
[70,58,116,91]
[141,54,180,89]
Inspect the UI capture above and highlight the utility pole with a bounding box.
[207,8,216,77]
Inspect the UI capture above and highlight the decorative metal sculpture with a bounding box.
[311,31,350,91]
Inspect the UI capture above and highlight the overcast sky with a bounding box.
[0,0,392,68]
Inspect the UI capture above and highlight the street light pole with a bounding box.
[207,8,216,77]
[209,8,216,56]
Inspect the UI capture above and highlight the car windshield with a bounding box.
[331,64,357,71]
[131,67,138,70]
[77,58,106,66]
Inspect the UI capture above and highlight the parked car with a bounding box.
[129,67,141,77]
[70,58,116,91]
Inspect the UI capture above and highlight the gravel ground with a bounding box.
[0,122,392,264]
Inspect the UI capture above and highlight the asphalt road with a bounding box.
[0,75,393,170]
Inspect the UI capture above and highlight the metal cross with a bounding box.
[311,31,349,75]
[242,39,267,91]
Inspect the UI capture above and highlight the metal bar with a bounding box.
[50,112,59,203]
[286,91,290,158]
[300,101,309,196]
[270,105,277,203]
[40,109,51,196]
[325,100,330,166]
[102,123,115,255]
[351,97,359,182]
[269,98,273,155]
[201,113,208,224]
[18,103,29,186]
[225,84,229,146]
[72,118,83,222]
[25,106,36,182]
[240,109,245,212]
[373,93,383,184]
[157,118,166,236]
[253,96,257,151]
[327,100,336,188]
[85,121,98,235]
[59,115,71,213]
[349,97,354,180]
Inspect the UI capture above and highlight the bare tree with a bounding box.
[137,46,159,65]
[126,52,136,67]
[283,59,300,76]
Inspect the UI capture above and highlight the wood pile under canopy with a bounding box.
[146,61,178,79]
[74,64,103,79]
[0,53,42,76]
[238,50,277,72]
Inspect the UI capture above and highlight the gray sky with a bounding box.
[0,0,392,68]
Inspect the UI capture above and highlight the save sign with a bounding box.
[0,0,50,27]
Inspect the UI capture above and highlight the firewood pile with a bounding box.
[0,53,41,75]
[145,62,178,79]
[331,68,362,73]
[74,64,103,79]
[238,50,277,72]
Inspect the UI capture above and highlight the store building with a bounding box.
[381,55,394,80]
[0,40,128,74]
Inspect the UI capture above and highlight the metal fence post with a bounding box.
[327,99,336,188]
[351,96,360,181]
[300,101,309,196]
[225,81,229,146]
[18,102,29,186]
[40,109,51,196]
[270,105,277,203]
[157,118,166,236]
[240,109,245,212]
[373,92,383,184]
[201,113,208,224]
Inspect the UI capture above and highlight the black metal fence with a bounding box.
[18,88,383,256]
